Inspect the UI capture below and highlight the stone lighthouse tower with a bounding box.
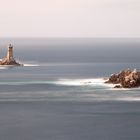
[6,44,14,61]
[0,44,21,65]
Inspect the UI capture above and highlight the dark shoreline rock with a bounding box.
[105,69,140,88]
[114,85,122,88]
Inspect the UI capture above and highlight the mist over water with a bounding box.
[1,38,140,63]
[0,38,140,140]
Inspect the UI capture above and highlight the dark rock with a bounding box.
[0,58,21,66]
[105,69,140,88]
[114,85,122,88]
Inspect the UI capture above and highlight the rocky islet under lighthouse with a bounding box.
[0,44,21,66]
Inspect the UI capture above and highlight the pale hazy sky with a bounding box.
[0,0,140,38]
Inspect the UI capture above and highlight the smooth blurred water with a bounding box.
[0,38,140,140]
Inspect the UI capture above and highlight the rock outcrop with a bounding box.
[0,44,22,66]
[0,58,20,65]
[105,69,140,88]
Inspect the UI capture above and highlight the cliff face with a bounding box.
[105,69,140,88]
[0,44,21,66]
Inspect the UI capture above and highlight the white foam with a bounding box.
[54,78,107,86]
[23,64,40,66]
[0,78,116,88]
[108,87,131,91]
[0,78,139,91]
[117,97,140,101]
[0,78,106,86]
[0,67,7,69]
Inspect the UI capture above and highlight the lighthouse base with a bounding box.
[0,58,21,66]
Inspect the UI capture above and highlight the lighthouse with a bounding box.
[6,44,14,61]
[0,44,21,65]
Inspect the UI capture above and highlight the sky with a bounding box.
[0,0,140,38]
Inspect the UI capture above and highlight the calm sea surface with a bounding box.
[0,38,140,140]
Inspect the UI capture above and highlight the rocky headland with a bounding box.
[105,69,140,88]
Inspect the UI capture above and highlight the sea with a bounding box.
[0,38,140,140]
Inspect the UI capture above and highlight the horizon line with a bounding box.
[0,37,140,39]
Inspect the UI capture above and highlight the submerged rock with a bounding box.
[105,69,140,88]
